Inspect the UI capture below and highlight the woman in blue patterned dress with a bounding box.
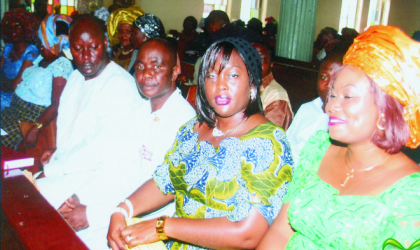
[107,38,294,250]
[1,9,40,110]
[1,14,73,151]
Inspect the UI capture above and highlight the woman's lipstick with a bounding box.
[215,95,231,105]
[328,116,346,126]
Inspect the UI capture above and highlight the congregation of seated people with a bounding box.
[1,2,419,250]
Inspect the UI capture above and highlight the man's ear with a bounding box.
[172,53,181,81]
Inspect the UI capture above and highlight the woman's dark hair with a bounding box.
[196,41,262,127]
[247,18,263,36]
[183,16,198,31]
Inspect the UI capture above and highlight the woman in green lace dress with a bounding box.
[257,25,420,250]
[107,38,293,250]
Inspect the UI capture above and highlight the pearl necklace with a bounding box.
[341,153,391,187]
[212,117,248,137]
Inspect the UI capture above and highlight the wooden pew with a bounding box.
[1,171,89,250]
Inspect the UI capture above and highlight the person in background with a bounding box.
[313,27,341,61]
[1,14,73,151]
[287,43,351,165]
[107,38,293,250]
[341,27,359,43]
[1,8,40,111]
[107,5,144,70]
[33,0,48,21]
[257,25,420,250]
[206,10,260,46]
[127,14,165,74]
[253,42,293,130]
[247,18,263,38]
[177,16,199,61]
[262,22,277,56]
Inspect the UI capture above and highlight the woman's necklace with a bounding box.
[341,153,391,187]
[212,117,248,137]
[121,48,134,55]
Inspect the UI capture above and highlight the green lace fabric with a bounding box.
[283,130,420,250]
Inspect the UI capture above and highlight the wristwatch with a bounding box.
[156,216,168,240]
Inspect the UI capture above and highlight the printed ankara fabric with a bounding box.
[38,14,72,56]
[283,130,420,250]
[153,118,293,250]
[343,25,420,148]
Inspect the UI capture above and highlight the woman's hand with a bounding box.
[107,213,129,250]
[22,124,41,149]
[121,219,159,249]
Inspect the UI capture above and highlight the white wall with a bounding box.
[314,0,342,39]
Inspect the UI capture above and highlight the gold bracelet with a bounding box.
[156,216,168,241]
[34,122,43,129]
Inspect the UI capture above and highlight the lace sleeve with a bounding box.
[22,45,39,61]
[49,57,74,80]
[283,130,330,203]
[381,173,420,250]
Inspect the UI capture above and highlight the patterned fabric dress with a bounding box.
[1,43,39,110]
[284,130,420,250]
[1,55,73,150]
[153,118,294,250]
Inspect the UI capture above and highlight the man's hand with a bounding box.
[22,125,41,150]
[61,202,89,231]
[40,148,56,167]
[58,194,80,213]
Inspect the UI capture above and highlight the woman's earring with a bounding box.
[143,37,147,42]
[250,88,257,101]
[377,113,385,131]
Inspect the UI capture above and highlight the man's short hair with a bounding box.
[140,38,177,67]
[207,10,229,25]
[70,14,107,40]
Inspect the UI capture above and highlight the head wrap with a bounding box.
[217,37,262,87]
[107,5,144,47]
[133,14,165,40]
[38,14,72,57]
[1,9,40,43]
[94,7,110,24]
[343,25,420,148]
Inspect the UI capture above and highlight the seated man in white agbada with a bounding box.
[35,14,145,248]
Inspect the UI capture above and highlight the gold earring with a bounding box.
[377,113,385,131]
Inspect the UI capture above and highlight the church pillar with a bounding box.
[276,0,318,62]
